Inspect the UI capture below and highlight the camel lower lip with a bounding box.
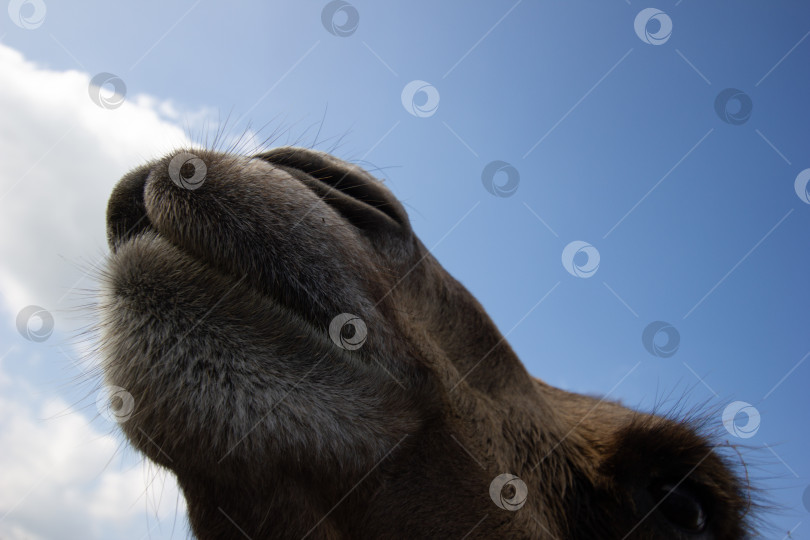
[110,223,333,350]
[124,226,257,297]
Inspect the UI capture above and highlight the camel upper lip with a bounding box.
[105,151,400,330]
[105,170,325,336]
[106,150,408,254]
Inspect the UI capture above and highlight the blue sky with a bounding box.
[1,1,808,538]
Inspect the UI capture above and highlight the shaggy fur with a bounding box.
[100,147,752,538]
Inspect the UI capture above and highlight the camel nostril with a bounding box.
[106,166,153,252]
[650,482,708,534]
[255,147,410,230]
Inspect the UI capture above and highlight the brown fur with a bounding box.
[100,147,751,538]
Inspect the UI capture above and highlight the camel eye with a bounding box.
[650,482,708,533]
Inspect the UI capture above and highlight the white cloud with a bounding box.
[0,43,202,540]
[0,359,187,540]
[0,42,198,325]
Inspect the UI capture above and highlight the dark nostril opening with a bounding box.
[313,172,404,225]
[106,167,152,252]
[255,147,409,230]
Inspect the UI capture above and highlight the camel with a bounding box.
[99,146,751,538]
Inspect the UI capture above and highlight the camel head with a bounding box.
[100,147,751,539]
